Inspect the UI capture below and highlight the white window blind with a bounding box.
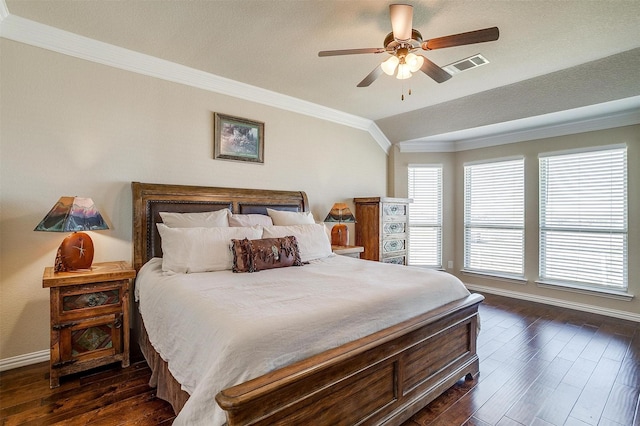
[539,146,627,290]
[408,165,442,268]
[464,158,524,277]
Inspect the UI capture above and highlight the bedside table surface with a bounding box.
[43,260,135,288]
[331,245,365,255]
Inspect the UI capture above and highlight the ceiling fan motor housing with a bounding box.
[384,29,423,51]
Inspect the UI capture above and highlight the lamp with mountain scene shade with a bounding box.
[323,203,356,247]
[34,197,109,272]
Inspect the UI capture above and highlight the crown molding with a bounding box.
[398,140,458,153]
[0,0,8,20]
[366,122,392,153]
[0,11,390,154]
[398,95,640,153]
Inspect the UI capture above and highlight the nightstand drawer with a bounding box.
[55,281,125,322]
[53,313,124,367]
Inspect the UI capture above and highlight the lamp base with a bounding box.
[330,224,349,247]
[54,232,95,272]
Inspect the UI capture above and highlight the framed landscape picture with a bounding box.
[213,112,264,163]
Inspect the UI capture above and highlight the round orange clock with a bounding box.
[54,232,95,272]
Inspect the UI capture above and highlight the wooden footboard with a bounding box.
[216,293,483,426]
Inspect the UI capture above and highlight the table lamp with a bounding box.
[324,202,356,246]
[34,196,109,272]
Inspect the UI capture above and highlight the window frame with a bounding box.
[407,164,443,269]
[538,144,628,295]
[463,156,525,279]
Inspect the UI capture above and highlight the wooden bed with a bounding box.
[132,181,483,426]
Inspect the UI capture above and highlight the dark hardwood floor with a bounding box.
[1,293,639,425]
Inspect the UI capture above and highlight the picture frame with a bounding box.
[213,112,264,163]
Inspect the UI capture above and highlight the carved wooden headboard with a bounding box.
[131,182,309,271]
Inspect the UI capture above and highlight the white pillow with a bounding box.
[157,224,261,273]
[160,209,230,228]
[262,224,332,262]
[229,213,273,227]
[266,208,315,226]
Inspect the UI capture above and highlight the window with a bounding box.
[464,158,525,277]
[408,165,442,268]
[539,146,627,291]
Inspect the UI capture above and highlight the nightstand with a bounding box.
[331,245,364,259]
[42,261,136,388]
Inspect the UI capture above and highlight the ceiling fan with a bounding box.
[318,4,499,88]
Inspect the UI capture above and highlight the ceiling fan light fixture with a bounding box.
[381,55,400,75]
[406,53,424,73]
[396,63,412,80]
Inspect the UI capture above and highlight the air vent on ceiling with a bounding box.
[443,54,489,75]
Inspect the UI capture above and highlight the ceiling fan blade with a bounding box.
[318,48,385,57]
[357,65,384,87]
[419,55,452,83]
[389,4,413,41]
[422,27,499,50]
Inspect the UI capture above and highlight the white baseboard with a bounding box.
[0,349,49,372]
[466,284,640,323]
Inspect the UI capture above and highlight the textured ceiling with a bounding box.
[4,0,640,147]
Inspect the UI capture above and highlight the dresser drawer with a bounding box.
[382,255,406,265]
[383,222,406,235]
[382,203,408,217]
[382,238,406,254]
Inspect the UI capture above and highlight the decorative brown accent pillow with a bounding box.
[231,236,303,273]
[231,238,253,273]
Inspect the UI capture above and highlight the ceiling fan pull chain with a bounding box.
[401,83,413,101]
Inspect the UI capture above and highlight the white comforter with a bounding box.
[136,255,470,425]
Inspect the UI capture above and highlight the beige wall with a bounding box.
[392,126,640,318]
[0,40,388,361]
